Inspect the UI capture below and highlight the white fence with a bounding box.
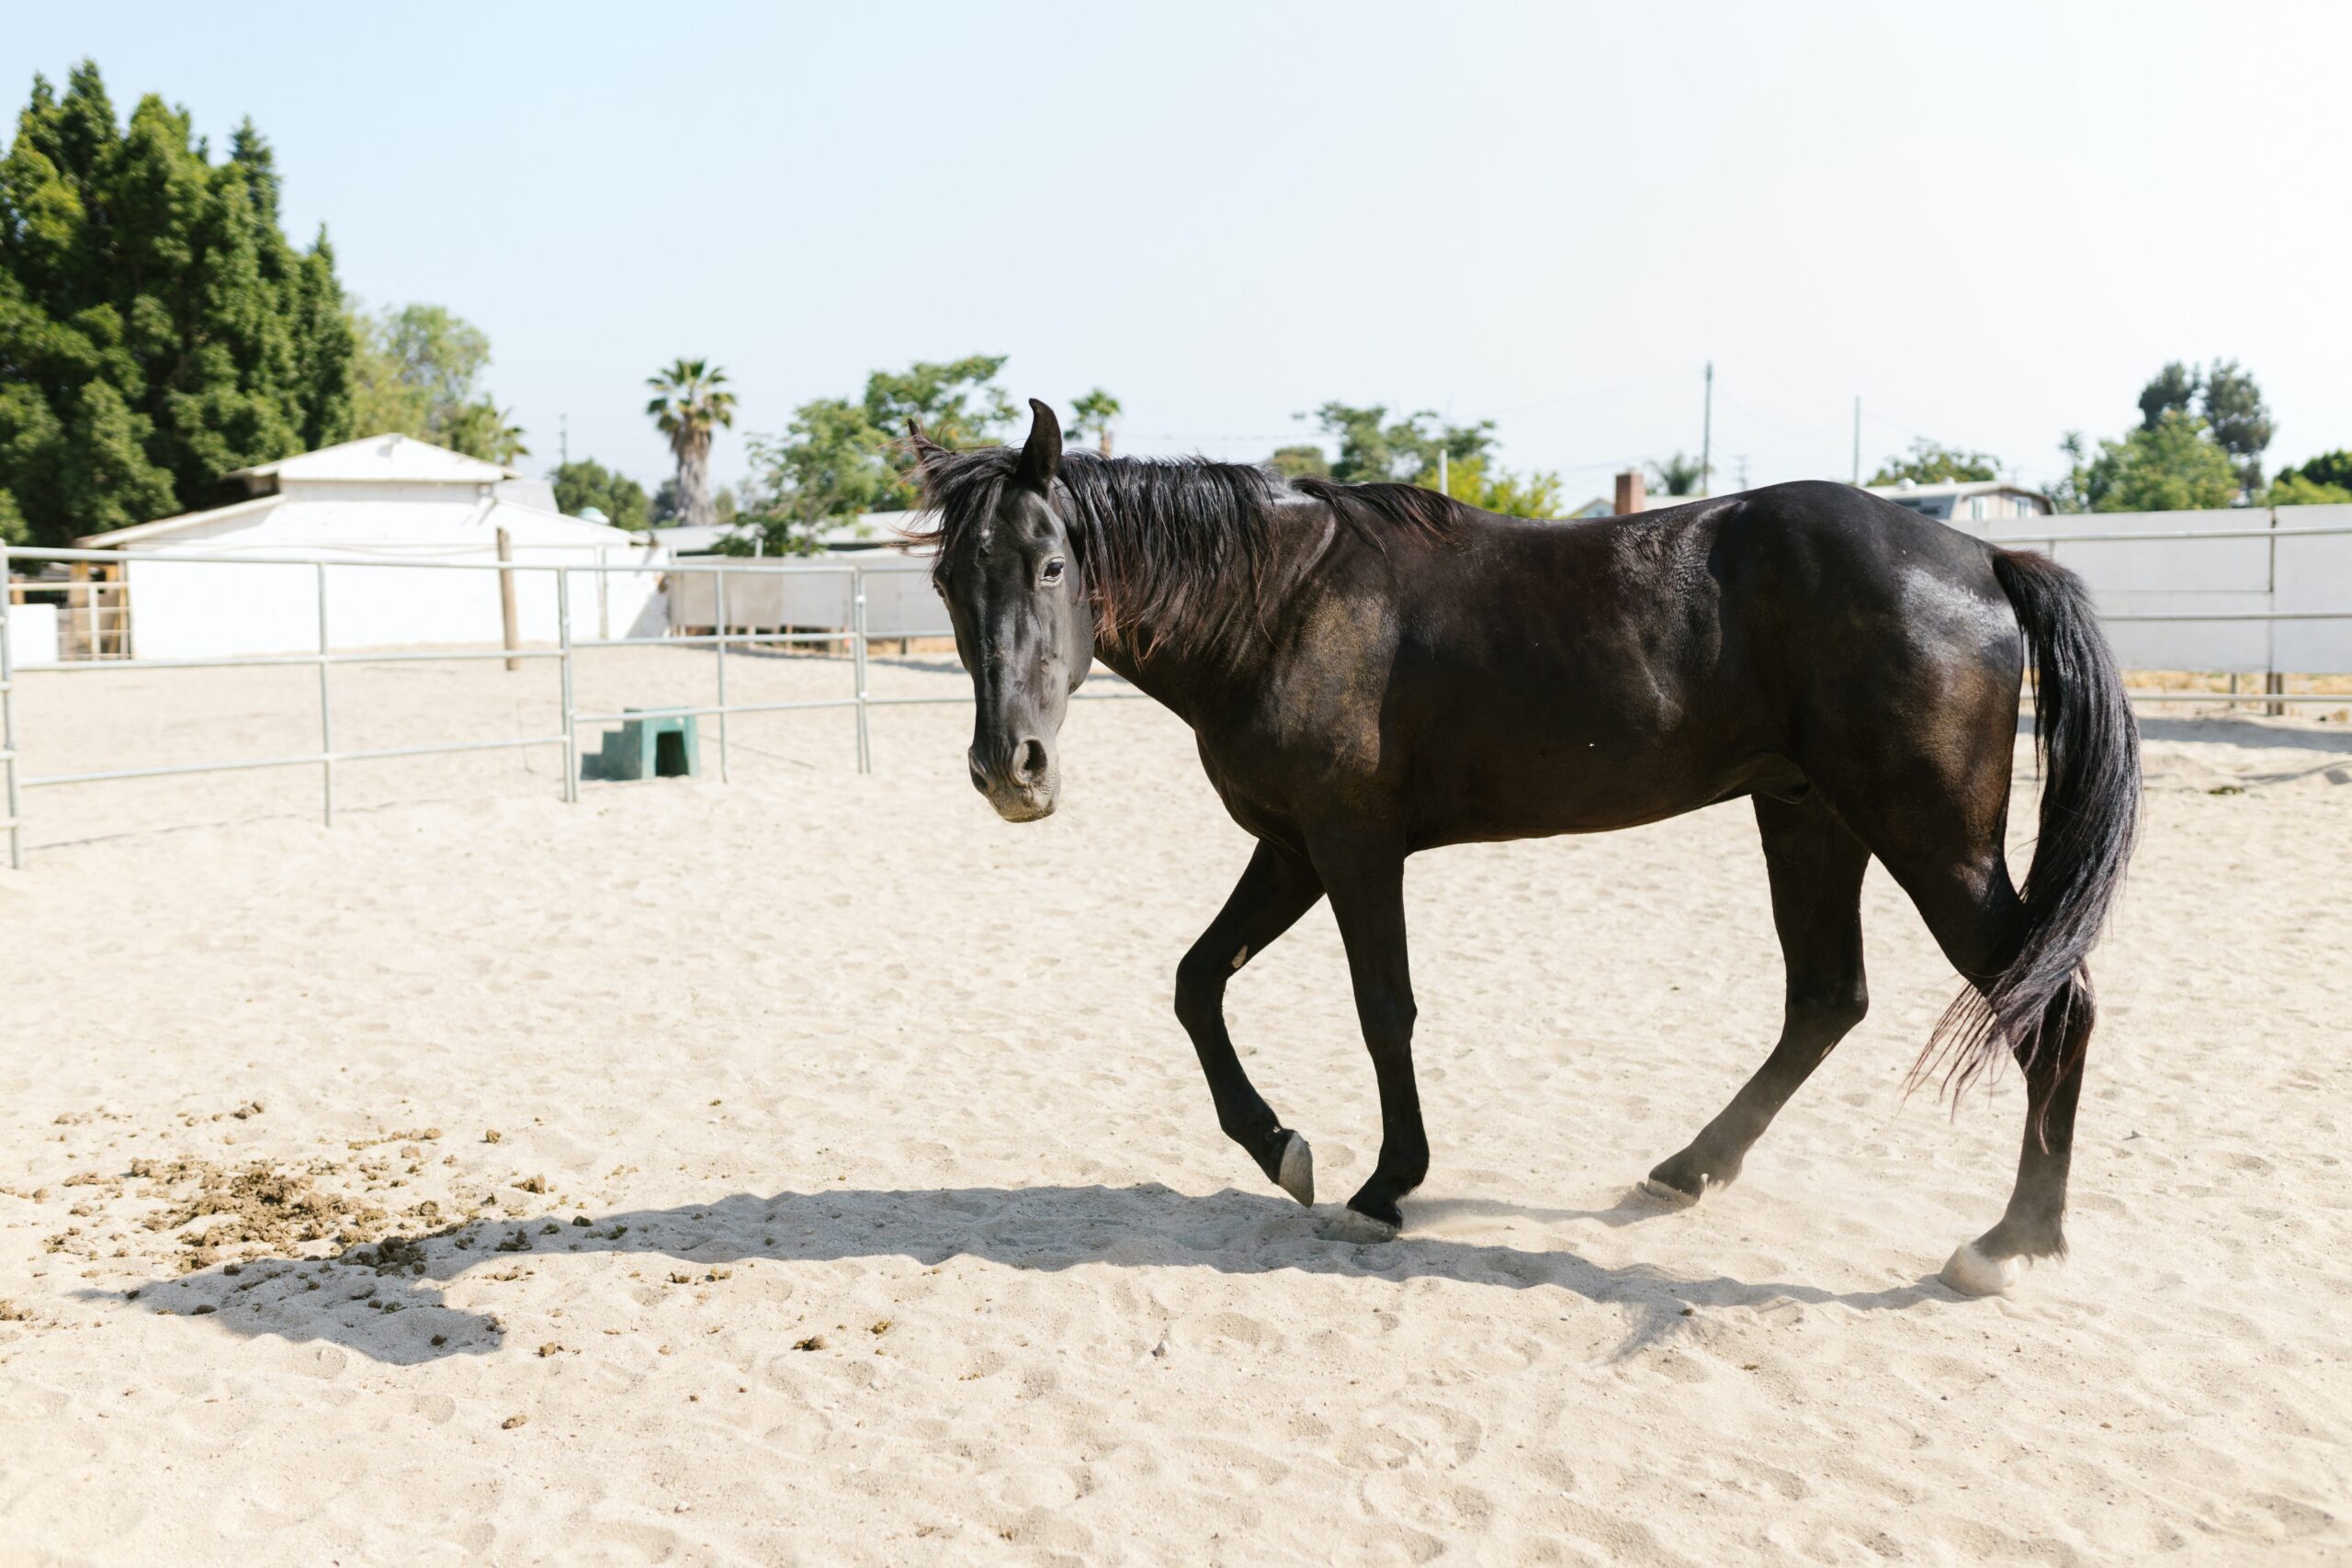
[0,545,1137,870]
[1990,505,2352,681]
[6,514,2349,868]
[121,543,670,659]
[663,553,948,639]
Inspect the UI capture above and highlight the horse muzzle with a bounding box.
[968,738,1058,822]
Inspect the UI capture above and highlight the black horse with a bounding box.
[912,400,2138,1296]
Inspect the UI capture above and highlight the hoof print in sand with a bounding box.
[1316,1208,1401,1245]
[1639,1176,1702,1208]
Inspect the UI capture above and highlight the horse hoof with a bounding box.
[1276,1132,1315,1208]
[1640,1176,1701,1208]
[1317,1208,1401,1245]
[1939,1240,2019,1297]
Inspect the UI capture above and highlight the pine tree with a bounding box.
[0,61,356,547]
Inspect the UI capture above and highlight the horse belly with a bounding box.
[1407,687,1781,845]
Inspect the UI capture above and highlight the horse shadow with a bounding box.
[88,1182,1954,1368]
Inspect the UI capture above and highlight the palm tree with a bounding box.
[1647,451,1704,497]
[1069,387,1123,457]
[646,359,738,528]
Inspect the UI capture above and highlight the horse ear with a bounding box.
[1018,399,1062,493]
[907,417,945,470]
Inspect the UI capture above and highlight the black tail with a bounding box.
[1925,548,2142,1101]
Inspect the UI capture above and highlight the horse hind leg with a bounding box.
[1862,838,2086,1298]
[1646,795,1871,1203]
[1938,978,2090,1295]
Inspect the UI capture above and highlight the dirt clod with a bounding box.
[130,1157,392,1273]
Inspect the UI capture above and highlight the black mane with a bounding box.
[907,446,1460,655]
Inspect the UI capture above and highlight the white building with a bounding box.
[74,434,668,659]
[1863,478,2052,528]
[649,510,909,557]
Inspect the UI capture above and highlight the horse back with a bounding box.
[1220,481,2018,847]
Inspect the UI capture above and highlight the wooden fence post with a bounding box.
[497,526,521,671]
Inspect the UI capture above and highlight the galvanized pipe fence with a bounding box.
[4,522,2350,869]
[0,544,1146,869]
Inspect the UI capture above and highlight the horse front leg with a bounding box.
[1173,839,1326,1205]
[1308,828,1425,1242]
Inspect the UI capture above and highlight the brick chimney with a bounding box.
[1612,469,1646,516]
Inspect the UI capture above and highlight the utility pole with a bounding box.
[1851,397,1861,486]
[1736,454,1749,491]
[560,413,570,468]
[1438,448,1448,495]
[1700,362,1714,495]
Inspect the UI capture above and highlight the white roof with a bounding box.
[76,492,283,547]
[77,491,645,555]
[79,434,539,547]
[653,509,918,555]
[1566,493,1698,518]
[1865,479,2047,502]
[228,433,518,487]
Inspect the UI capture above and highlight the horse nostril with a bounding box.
[1012,739,1048,785]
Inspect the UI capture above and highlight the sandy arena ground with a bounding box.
[1,646,2348,1565]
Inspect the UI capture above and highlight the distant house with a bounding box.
[71,434,664,659]
[650,511,909,558]
[1567,472,1703,518]
[1864,479,2052,527]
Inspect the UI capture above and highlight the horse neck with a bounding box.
[1079,501,1302,724]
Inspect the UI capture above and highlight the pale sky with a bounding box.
[9,2,2348,502]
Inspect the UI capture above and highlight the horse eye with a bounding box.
[1041,558,1066,586]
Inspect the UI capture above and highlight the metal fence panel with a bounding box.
[859,560,954,638]
[3,527,2347,870]
[2275,508,2352,671]
[1993,507,2352,672]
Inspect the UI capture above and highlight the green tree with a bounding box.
[1069,387,1122,457]
[0,61,356,545]
[345,301,528,462]
[646,358,736,529]
[2262,447,2352,505]
[2062,412,2241,513]
[862,354,1013,507]
[1266,444,1329,480]
[1647,452,1704,496]
[548,458,650,530]
[2131,359,2272,493]
[2265,472,2352,507]
[2137,361,2199,430]
[1427,454,1564,518]
[2199,359,2272,491]
[1869,438,2000,487]
[348,303,482,435]
[438,399,526,465]
[1280,401,1555,513]
[724,397,892,556]
[1303,401,1495,485]
[2270,449,2352,499]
